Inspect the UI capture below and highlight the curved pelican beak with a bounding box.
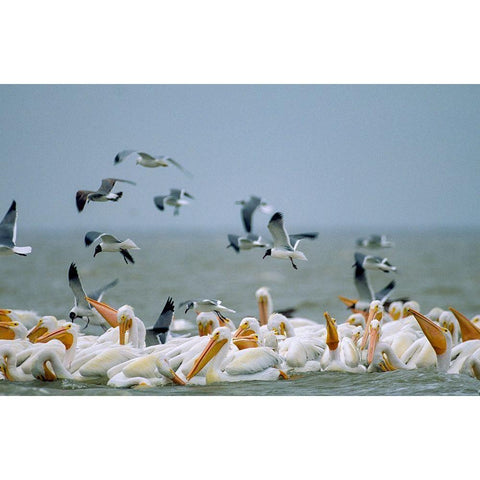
[324,312,339,351]
[36,325,75,350]
[27,321,48,343]
[449,307,480,341]
[86,297,119,328]
[233,322,253,339]
[360,305,378,350]
[233,333,259,350]
[338,296,358,309]
[408,308,447,355]
[0,309,12,322]
[367,325,380,364]
[0,321,18,340]
[186,333,228,381]
[118,316,132,345]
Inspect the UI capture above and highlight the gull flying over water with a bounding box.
[235,195,273,233]
[0,200,32,257]
[84,231,140,264]
[153,189,194,216]
[76,178,136,213]
[227,233,268,253]
[68,263,118,330]
[262,212,318,270]
[145,297,175,346]
[114,150,193,177]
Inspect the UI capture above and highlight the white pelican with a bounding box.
[107,354,186,388]
[35,322,79,369]
[320,312,365,373]
[406,309,452,372]
[0,319,28,340]
[186,327,286,384]
[0,309,40,329]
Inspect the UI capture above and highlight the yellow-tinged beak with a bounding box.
[233,323,249,339]
[38,361,57,381]
[0,309,13,322]
[86,297,119,328]
[186,335,228,381]
[408,309,447,355]
[338,296,358,309]
[119,316,132,345]
[0,356,13,381]
[324,312,339,351]
[258,296,269,326]
[367,326,379,364]
[36,325,75,350]
[168,368,186,386]
[233,334,259,350]
[449,307,480,341]
[27,323,48,343]
[379,352,397,372]
[0,321,17,340]
[360,306,377,350]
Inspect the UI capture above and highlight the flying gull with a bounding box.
[145,297,175,347]
[235,195,273,233]
[262,212,318,270]
[84,231,140,264]
[226,233,268,253]
[0,200,32,257]
[114,150,193,177]
[153,189,194,216]
[181,299,236,315]
[76,178,136,213]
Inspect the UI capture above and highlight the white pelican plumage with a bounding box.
[320,312,365,373]
[186,327,286,384]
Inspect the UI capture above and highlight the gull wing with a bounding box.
[150,296,175,343]
[267,212,293,250]
[162,157,194,178]
[375,280,396,304]
[84,231,105,247]
[153,196,167,211]
[289,232,319,249]
[241,196,262,233]
[114,150,140,164]
[0,200,17,247]
[76,190,93,213]
[87,278,119,302]
[168,189,182,199]
[68,263,90,309]
[227,234,240,252]
[353,254,374,302]
[184,191,195,199]
[97,178,137,195]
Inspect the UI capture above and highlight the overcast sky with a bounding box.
[1,84,479,236]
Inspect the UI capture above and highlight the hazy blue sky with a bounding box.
[1,85,479,239]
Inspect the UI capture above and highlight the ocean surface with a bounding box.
[1,227,479,396]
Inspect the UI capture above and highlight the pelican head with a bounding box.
[233,317,260,339]
[196,312,219,336]
[402,301,420,318]
[367,319,382,364]
[439,311,458,341]
[118,305,135,345]
[93,244,102,257]
[27,316,59,343]
[155,357,186,386]
[0,320,27,340]
[360,301,383,350]
[268,313,294,337]
[36,323,77,351]
[347,313,366,327]
[186,327,231,381]
[388,301,403,321]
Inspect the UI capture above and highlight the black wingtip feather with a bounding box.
[270,211,283,222]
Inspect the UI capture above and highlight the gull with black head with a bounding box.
[84,231,140,264]
[263,212,318,270]
[76,178,136,213]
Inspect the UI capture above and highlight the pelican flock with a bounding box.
[2,151,480,394]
